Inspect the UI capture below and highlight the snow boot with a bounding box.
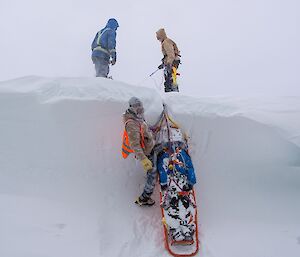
[135,195,155,206]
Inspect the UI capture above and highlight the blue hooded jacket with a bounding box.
[91,18,119,61]
[157,148,197,187]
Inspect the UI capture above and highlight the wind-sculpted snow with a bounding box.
[0,76,299,257]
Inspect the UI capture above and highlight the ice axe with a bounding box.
[149,68,159,77]
[150,63,165,77]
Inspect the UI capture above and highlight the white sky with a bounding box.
[0,0,299,96]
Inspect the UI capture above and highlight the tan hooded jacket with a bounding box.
[156,28,180,65]
[123,110,155,160]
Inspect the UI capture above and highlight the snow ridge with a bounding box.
[0,76,300,257]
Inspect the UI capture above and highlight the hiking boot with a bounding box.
[135,195,155,206]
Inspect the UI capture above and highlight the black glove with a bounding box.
[158,63,164,69]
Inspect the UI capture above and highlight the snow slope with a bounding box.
[0,76,300,257]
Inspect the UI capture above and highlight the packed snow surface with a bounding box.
[0,76,300,257]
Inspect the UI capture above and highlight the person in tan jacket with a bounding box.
[156,28,181,92]
[122,97,156,206]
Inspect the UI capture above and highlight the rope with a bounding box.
[136,69,164,92]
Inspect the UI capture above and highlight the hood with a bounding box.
[106,18,119,30]
[123,109,144,123]
[156,28,167,41]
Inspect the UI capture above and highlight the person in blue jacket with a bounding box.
[157,146,196,191]
[91,18,119,78]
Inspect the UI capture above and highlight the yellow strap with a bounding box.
[172,67,177,85]
[93,45,110,55]
[166,112,179,129]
